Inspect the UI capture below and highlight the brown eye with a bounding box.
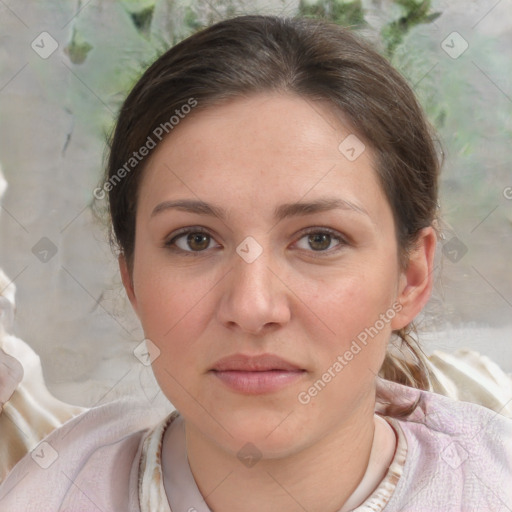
[294,228,347,255]
[165,228,217,254]
[186,232,211,251]
[308,233,332,251]
[176,232,212,252]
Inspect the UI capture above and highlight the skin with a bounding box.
[120,92,436,511]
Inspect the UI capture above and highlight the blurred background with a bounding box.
[0,0,511,408]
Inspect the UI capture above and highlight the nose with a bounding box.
[216,243,291,335]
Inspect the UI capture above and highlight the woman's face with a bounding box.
[122,92,423,458]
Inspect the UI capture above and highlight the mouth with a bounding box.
[209,353,306,394]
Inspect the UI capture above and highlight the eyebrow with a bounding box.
[151,197,370,221]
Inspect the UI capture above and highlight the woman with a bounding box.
[1,14,511,512]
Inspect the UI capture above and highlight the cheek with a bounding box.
[311,267,397,333]
[292,277,393,426]
[132,259,217,380]
[305,270,396,373]
[134,268,214,409]
[132,241,212,333]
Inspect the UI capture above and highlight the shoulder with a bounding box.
[380,379,512,511]
[0,398,173,512]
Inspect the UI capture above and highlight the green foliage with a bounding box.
[298,0,441,58]
[64,28,94,65]
[298,0,365,28]
[184,5,205,32]
[129,5,156,36]
[119,0,157,37]
[380,0,441,57]
[119,0,157,13]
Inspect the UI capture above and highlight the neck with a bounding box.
[183,405,381,512]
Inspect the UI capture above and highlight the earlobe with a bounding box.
[391,227,437,331]
[119,254,138,315]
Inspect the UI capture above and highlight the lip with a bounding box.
[209,353,306,394]
[211,353,304,372]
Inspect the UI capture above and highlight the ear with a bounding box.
[391,226,437,330]
[119,254,139,316]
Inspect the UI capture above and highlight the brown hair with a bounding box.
[104,15,441,417]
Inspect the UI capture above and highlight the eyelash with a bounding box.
[164,226,348,258]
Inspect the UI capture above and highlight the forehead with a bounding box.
[137,92,390,225]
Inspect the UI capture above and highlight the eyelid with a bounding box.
[296,226,347,241]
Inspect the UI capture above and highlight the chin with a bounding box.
[210,407,310,459]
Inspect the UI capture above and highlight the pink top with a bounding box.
[1,377,511,511]
[142,410,407,512]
